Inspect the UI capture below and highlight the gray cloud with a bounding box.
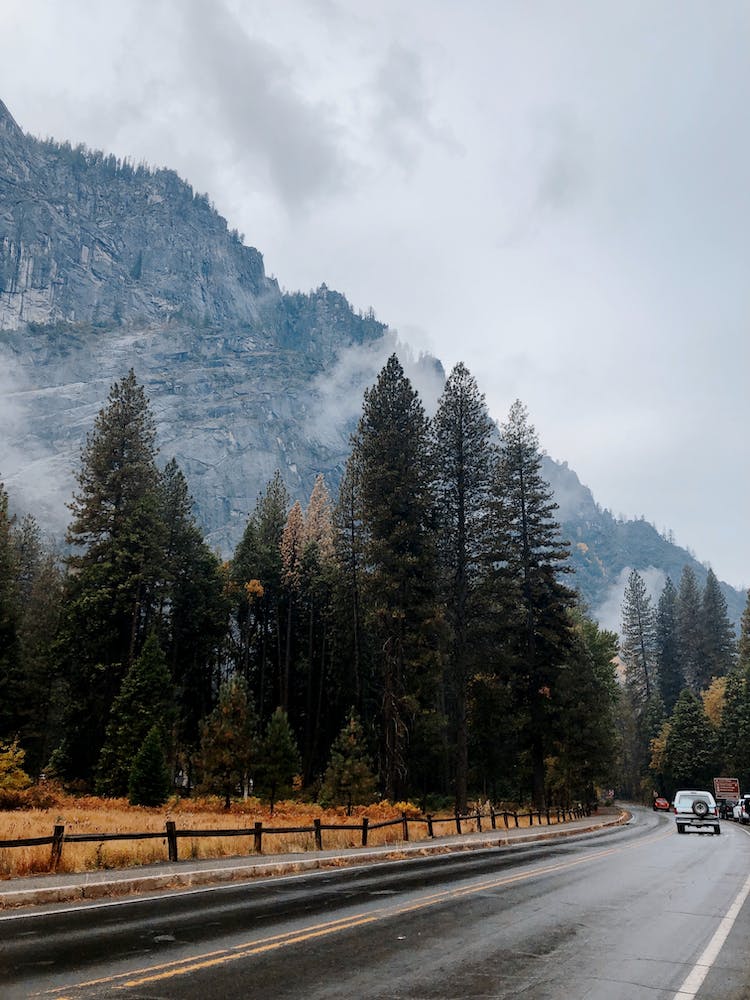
[174,0,353,210]
[2,1,750,586]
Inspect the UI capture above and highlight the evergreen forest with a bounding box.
[1,357,747,813]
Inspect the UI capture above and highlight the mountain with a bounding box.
[0,99,745,626]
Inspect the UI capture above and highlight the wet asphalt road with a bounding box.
[3,807,750,999]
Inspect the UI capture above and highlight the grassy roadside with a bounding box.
[0,793,585,879]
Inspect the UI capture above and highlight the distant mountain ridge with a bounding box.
[0,98,744,626]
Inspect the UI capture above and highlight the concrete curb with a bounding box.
[0,810,630,911]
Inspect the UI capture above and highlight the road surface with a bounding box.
[2,806,749,999]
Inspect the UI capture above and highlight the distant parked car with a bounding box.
[653,796,670,811]
[673,790,720,835]
[732,796,750,824]
[716,797,737,820]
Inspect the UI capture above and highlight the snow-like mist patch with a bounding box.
[307,330,445,448]
[593,565,667,636]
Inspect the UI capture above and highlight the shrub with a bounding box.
[128,727,170,807]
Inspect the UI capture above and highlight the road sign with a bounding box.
[713,777,740,799]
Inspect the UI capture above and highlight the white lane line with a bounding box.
[673,830,750,998]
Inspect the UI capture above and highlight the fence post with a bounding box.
[401,812,409,842]
[314,818,323,850]
[362,816,369,847]
[455,811,462,834]
[49,824,64,872]
[476,810,482,833]
[490,806,496,830]
[545,809,551,826]
[427,814,434,838]
[166,821,178,863]
[254,821,263,853]
[528,810,534,827]
[513,811,519,828]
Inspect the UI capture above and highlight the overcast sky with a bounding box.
[2,0,749,588]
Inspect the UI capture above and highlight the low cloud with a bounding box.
[593,565,667,636]
[307,331,446,449]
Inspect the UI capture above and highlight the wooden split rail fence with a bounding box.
[0,805,590,874]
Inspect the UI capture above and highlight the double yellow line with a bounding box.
[43,827,671,996]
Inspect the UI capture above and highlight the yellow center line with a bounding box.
[41,825,672,996]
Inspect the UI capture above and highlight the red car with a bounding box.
[653,796,670,811]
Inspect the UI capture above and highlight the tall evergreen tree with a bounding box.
[159,459,228,764]
[0,482,21,742]
[698,568,736,688]
[676,566,703,693]
[95,632,176,797]
[59,370,165,780]
[298,476,337,782]
[348,355,442,800]
[280,500,305,713]
[663,688,720,789]
[484,400,575,810]
[230,472,289,722]
[720,663,750,788]
[655,577,683,714]
[432,362,496,811]
[550,614,619,806]
[738,592,750,671]
[620,569,657,707]
[332,458,367,718]
[720,594,750,786]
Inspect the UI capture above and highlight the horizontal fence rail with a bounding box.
[0,805,591,872]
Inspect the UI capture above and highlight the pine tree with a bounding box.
[720,598,750,785]
[95,632,175,797]
[739,592,750,671]
[199,675,258,809]
[319,712,378,812]
[8,512,64,772]
[549,614,619,806]
[59,370,165,781]
[231,472,289,721]
[256,707,301,814]
[620,569,657,708]
[432,363,496,812]
[128,725,170,807]
[676,566,703,693]
[159,459,228,761]
[0,483,22,742]
[663,688,720,789]
[348,355,442,800]
[332,458,367,717]
[484,400,575,810]
[720,664,750,787]
[698,568,736,688]
[655,577,683,714]
[280,500,305,712]
[298,476,337,782]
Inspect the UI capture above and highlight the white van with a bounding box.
[673,790,720,835]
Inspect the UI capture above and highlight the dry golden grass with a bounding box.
[0,793,574,879]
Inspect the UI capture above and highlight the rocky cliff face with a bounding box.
[0,98,271,331]
[0,98,744,623]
